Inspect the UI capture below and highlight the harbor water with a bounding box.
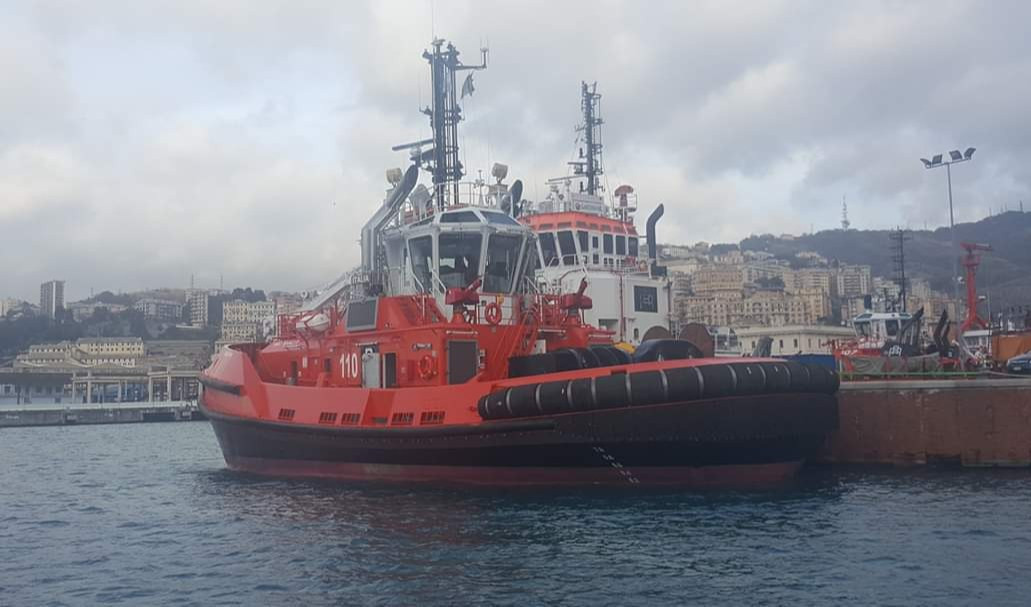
[2,422,1030,606]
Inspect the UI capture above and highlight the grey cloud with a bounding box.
[1,0,1029,302]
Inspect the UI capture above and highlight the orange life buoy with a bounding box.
[417,354,437,380]
[484,302,503,325]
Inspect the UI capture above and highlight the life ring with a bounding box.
[484,302,503,325]
[417,354,437,380]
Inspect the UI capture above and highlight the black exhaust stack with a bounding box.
[646,204,667,276]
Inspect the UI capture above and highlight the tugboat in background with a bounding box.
[199,39,840,487]
[518,82,673,346]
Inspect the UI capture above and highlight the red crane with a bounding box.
[959,241,993,333]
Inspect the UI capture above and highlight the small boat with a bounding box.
[199,39,839,487]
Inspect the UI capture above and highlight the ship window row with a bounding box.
[538,229,639,268]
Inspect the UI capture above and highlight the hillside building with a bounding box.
[40,280,65,318]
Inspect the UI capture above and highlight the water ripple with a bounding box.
[2,423,1031,605]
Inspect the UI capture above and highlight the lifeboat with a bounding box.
[198,39,839,487]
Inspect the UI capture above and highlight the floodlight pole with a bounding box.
[923,150,974,323]
[946,161,957,310]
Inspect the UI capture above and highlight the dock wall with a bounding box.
[823,379,1031,467]
[0,401,204,428]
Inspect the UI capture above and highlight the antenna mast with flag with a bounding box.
[420,39,488,209]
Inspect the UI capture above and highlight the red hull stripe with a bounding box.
[224,455,803,487]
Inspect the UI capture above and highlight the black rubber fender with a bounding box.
[783,361,812,392]
[609,347,632,365]
[590,345,620,367]
[730,362,766,395]
[699,364,735,398]
[569,377,595,411]
[553,350,582,372]
[759,362,792,393]
[478,390,509,419]
[806,364,839,394]
[537,380,572,414]
[664,366,702,402]
[507,353,555,378]
[630,370,667,406]
[572,347,602,369]
[594,373,630,410]
[506,384,540,417]
[632,339,703,363]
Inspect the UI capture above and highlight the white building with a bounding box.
[221,300,278,343]
[188,290,210,327]
[736,325,855,356]
[135,298,183,322]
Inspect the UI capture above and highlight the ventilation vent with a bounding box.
[278,408,295,421]
[318,412,338,424]
[391,412,414,425]
[340,413,361,426]
[420,411,446,425]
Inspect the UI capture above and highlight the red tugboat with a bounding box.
[199,39,839,486]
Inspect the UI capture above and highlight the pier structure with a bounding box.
[0,367,201,406]
[823,378,1031,467]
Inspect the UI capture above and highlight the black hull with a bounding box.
[204,393,836,486]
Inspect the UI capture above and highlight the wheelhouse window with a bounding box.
[557,230,577,265]
[484,233,523,293]
[592,236,599,249]
[438,232,482,289]
[603,234,613,254]
[577,230,589,253]
[886,319,899,336]
[628,237,639,257]
[522,237,540,280]
[539,232,559,267]
[440,211,480,224]
[408,236,433,293]
[482,211,520,226]
[616,235,626,255]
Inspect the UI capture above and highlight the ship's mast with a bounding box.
[420,39,487,209]
[570,81,604,196]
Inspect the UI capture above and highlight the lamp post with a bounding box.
[921,147,976,318]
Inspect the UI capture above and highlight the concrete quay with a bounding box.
[822,378,1031,467]
[0,400,204,428]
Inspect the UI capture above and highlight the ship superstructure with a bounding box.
[519,82,672,345]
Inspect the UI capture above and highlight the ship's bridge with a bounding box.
[384,207,537,297]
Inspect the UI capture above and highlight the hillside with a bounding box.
[737,211,1031,312]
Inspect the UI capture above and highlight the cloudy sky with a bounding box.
[2,0,1029,302]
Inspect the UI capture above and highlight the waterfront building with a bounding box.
[735,325,855,356]
[40,280,65,318]
[77,337,145,358]
[14,338,145,369]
